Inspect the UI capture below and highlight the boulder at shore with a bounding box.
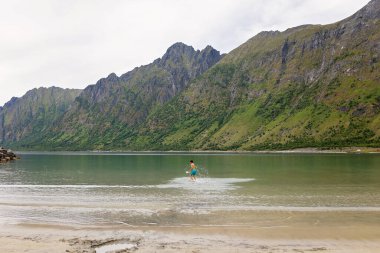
[0,147,19,163]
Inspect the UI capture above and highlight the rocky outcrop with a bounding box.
[0,147,19,163]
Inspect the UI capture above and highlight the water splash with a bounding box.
[157,177,255,192]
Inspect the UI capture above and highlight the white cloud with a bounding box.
[0,0,370,106]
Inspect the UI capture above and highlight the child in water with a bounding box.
[187,160,197,181]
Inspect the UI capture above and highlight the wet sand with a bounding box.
[1,210,380,253]
[1,225,380,253]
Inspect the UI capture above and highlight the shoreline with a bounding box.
[1,209,380,252]
[14,147,380,155]
[1,221,380,253]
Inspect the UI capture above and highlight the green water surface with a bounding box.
[0,152,379,226]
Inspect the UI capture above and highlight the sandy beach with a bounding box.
[1,209,380,253]
[1,225,380,253]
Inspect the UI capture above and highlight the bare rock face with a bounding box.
[157,42,223,95]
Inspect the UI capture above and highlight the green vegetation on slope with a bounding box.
[1,0,379,151]
[0,87,82,147]
[132,0,380,150]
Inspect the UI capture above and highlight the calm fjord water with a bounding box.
[0,152,379,227]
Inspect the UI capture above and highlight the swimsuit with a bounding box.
[191,169,197,176]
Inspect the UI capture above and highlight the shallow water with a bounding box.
[0,152,379,227]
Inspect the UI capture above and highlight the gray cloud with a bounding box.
[0,0,370,106]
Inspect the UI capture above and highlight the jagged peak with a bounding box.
[93,72,120,87]
[200,45,219,54]
[166,42,219,55]
[160,42,221,65]
[86,42,221,94]
[106,72,119,82]
[165,42,195,54]
[160,42,196,62]
[203,45,214,50]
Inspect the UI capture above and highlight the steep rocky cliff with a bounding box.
[37,43,222,150]
[134,0,380,150]
[0,87,81,146]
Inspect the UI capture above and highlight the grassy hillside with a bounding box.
[0,87,82,147]
[133,0,380,150]
[2,0,379,151]
[24,43,222,150]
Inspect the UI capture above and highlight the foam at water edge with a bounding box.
[157,177,255,191]
[0,178,255,191]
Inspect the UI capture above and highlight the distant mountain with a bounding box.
[1,0,379,151]
[0,87,81,147]
[8,43,222,150]
[132,0,380,150]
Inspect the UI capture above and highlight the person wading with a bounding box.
[187,160,197,181]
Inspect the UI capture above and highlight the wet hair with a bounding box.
[190,160,193,163]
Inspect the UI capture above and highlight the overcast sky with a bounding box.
[0,0,370,106]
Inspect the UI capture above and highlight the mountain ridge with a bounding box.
[19,43,223,150]
[1,0,379,150]
[0,87,82,146]
[130,0,380,150]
